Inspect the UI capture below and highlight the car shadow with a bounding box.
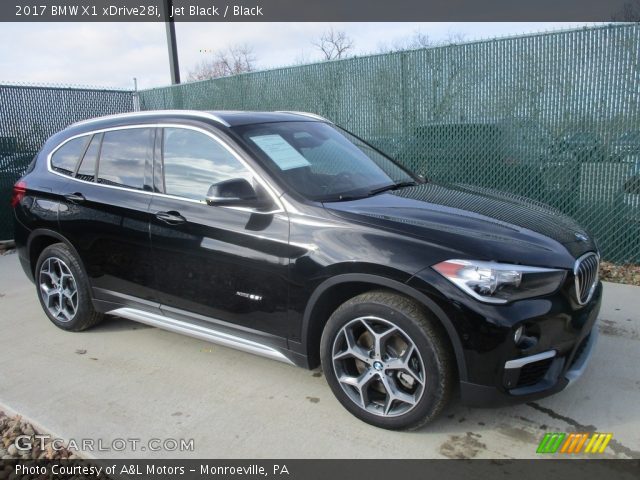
[90,315,152,332]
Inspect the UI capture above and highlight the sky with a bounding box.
[0,22,602,90]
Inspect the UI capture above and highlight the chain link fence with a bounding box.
[1,24,638,262]
[139,24,640,263]
[0,84,135,239]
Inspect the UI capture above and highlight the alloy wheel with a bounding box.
[331,316,426,417]
[38,257,78,323]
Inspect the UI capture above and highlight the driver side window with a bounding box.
[161,128,251,201]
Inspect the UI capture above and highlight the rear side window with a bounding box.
[51,136,90,175]
[75,134,102,181]
[97,128,154,190]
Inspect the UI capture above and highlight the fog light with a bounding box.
[514,326,524,344]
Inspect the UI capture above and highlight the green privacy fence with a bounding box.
[0,84,135,239]
[1,24,639,263]
[140,24,640,263]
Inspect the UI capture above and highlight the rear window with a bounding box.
[97,128,154,190]
[51,136,90,175]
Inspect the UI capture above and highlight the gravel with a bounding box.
[0,410,114,479]
[0,410,77,460]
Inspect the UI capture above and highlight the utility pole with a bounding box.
[132,77,140,111]
[163,0,181,84]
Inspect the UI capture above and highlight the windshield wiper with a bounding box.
[366,181,418,197]
[321,193,369,202]
[321,181,419,203]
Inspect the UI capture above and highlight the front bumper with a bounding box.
[455,279,602,407]
[460,326,598,406]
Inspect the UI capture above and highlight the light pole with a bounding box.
[163,0,181,84]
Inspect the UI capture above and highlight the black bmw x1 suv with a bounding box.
[13,110,601,430]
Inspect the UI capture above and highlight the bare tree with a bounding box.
[398,31,434,50]
[378,30,466,53]
[612,0,640,20]
[188,44,257,81]
[313,28,355,60]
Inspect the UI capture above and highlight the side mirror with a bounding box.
[206,178,265,207]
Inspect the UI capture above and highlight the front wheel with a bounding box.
[320,290,455,430]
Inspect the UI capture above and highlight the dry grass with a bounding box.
[600,261,640,286]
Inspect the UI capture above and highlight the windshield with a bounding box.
[233,121,416,201]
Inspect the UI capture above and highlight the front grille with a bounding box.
[574,252,599,305]
[517,358,554,387]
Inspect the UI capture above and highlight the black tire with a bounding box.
[34,243,103,332]
[320,289,455,430]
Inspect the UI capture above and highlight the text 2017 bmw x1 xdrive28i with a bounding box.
[13,111,601,430]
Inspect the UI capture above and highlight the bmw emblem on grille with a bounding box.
[575,232,588,242]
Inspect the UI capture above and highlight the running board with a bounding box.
[108,307,295,366]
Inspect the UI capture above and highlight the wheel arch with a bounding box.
[27,229,86,278]
[301,273,467,382]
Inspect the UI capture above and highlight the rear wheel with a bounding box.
[35,243,103,331]
[320,290,454,430]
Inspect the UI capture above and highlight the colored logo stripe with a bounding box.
[537,433,613,454]
[537,433,566,453]
[584,433,613,454]
[560,433,589,453]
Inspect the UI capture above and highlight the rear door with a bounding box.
[57,126,157,309]
[148,125,291,339]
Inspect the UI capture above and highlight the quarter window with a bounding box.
[97,128,154,190]
[51,136,90,175]
[162,128,250,201]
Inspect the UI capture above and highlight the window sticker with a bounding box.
[251,134,311,170]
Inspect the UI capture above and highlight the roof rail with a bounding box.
[276,111,332,123]
[71,110,231,128]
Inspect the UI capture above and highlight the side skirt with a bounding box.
[107,307,298,367]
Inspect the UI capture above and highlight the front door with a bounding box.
[149,126,291,338]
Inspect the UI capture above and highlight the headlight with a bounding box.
[432,259,566,304]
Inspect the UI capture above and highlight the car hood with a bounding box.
[323,182,596,267]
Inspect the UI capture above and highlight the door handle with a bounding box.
[155,211,186,225]
[64,192,85,204]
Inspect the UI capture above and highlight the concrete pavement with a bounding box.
[0,251,639,459]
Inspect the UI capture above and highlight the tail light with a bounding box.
[10,181,27,208]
